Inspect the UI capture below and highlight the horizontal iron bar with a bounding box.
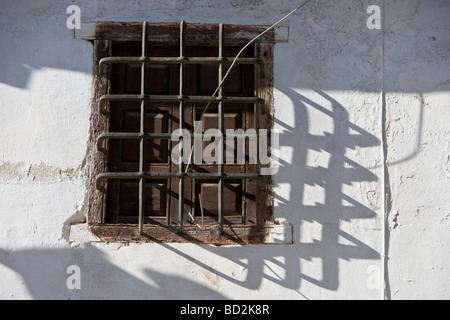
[96,131,259,152]
[99,94,264,114]
[96,132,171,152]
[96,172,260,191]
[99,56,264,75]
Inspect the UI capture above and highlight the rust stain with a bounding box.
[202,269,221,289]
[90,224,272,245]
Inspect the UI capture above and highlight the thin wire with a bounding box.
[215,0,311,100]
[184,0,311,174]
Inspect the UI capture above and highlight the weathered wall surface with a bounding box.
[382,0,450,299]
[0,0,448,300]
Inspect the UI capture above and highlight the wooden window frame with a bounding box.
[87,22,275,245]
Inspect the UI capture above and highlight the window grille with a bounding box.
[94,22,268,235]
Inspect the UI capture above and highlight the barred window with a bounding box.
[87,22,275,244]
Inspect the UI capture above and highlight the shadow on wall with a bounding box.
[0,2,382,297]
[0,245,227,300]
[1,0,445,300]
[157,89,382,294]
[0,0,92,89]
[0,89,382,299]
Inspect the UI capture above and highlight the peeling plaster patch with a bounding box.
[0,161,26,181]
[366,190,379,210]
[0,161,81,182]
[27,162,80,181]
[443,141,450,179]
[391,211,400,230]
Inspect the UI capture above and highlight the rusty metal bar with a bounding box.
[96,172,260,192]
[96,132,258,153]
[96,132,171,153]
[218,23,225,234]
[99,57,265,75]
[138,22,148,235]
[98,94,264,115]
[178,21,186,233]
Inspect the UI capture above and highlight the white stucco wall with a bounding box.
[0,0,448,300]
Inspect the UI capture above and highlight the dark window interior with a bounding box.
[105,42,259,227]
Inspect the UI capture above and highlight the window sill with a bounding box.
[69,221,292,245]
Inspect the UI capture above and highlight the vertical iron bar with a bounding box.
[178,21,186,233]
[139,21,148,235]
[218,24,225,233]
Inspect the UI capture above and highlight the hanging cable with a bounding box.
[184,0,311,173]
